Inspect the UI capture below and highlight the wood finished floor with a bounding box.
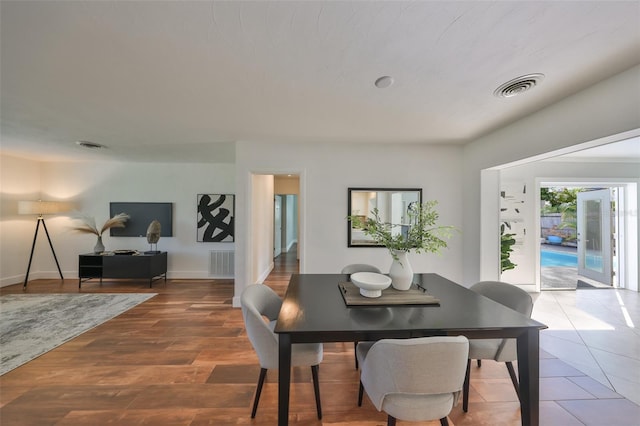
[1,252,525,426]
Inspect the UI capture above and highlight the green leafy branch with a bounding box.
[348,200,455,261]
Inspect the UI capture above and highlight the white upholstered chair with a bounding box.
[341,263,382,274]
[341,263,382,369]
[241,284,323,419]
[357,336,469,426]
[462,281,534,412]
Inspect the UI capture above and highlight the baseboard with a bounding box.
[0,275,23,288]
[256,262,274,284]
[515,284,538,293]
[286,240,298,252]
[168,270,233,279]
[1,271,73,288]
[6,271,236,287]
[232,295,241,308]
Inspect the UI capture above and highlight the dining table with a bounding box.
[274,273,547,426]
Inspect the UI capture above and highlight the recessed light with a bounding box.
[374,76,394,89]
[76,140,106,149]
[494,73,544,98]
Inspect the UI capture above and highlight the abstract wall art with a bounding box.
[197,194,235,242]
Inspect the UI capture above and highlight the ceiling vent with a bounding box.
[494,73,544,98]
[76,140,106,149]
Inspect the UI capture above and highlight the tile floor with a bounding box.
[531,288,640,424]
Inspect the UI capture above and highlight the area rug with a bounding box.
[0,293,155,375]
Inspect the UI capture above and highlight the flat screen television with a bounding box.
[109,202,173,237]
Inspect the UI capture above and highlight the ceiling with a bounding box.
[550,136,640,162]
[1,1,639,163]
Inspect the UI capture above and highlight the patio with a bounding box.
[540,244,610,290]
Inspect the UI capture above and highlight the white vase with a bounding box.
[94,235,105,253]
[388,250,413,290]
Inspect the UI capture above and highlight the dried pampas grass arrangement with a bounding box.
[71,213,130,236]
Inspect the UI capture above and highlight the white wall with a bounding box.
[463,64,640,287]
[250,174,275,284]
[0,155,235,286]
[1,155,48,285]
[284,194,298,251]
[274,176,299,194]
[234,142,464,306]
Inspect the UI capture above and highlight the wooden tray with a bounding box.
[338,281,440,306]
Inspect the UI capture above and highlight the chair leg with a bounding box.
[251,368,267,418]
[440,417,450,426]
[354,341,359,369]
[387,415,396,426]
[358,381,364,406]
[462,358,471,412]
[505,361,520,400]
[477,359,482,367]
[311,365,322,419]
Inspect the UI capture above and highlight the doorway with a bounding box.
[274,175,300,265]
[273,193,299,259]
[274,195,283,258]
[245,172,302,289]
[540,184,622,290]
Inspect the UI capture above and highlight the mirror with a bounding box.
[348,188,422,247]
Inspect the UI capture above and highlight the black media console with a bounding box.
[78,251,167,288]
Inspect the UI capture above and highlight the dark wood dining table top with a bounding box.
[275,273,546,342]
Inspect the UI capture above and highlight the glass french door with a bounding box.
[577,189,613,285]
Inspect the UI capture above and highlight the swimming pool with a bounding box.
[541,249,603,270]
[541,250,577,267]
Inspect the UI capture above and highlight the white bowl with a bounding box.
[350,272,392,298]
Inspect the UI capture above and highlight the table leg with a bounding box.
[278,333,292,426]
[517,329,540,426]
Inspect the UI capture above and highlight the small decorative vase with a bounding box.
[388,250,413,290]
[94,235,105,253]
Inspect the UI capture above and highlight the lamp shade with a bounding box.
[18,200,71,216]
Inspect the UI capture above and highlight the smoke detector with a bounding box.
[374,76,394,89]
[494,73,544,98]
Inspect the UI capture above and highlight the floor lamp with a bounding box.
[19,200,69,289]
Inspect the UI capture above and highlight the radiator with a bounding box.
[209,250,235,278]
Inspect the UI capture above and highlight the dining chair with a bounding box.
[357,336,469,426]
[341,263,382,369]
[462,280,534,412]
[241,284,323,419]
[341,263,382,274]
